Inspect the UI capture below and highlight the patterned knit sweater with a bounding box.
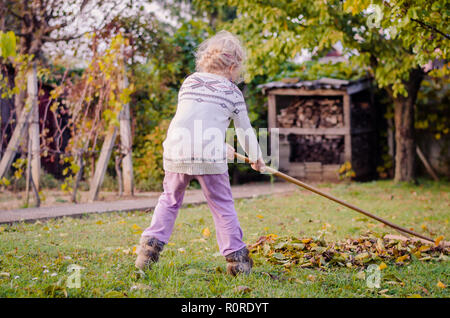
[163,72,262,175]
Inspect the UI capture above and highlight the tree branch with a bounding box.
[42,31,87,42]
[9,9,25,21]
[410,18,450,40]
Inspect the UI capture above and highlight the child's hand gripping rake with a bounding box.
[233,150,442,245]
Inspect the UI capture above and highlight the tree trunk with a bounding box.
[390,68,424,182]
[393,95,416,181]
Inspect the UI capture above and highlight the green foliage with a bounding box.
[134,120,170,191]
[228,0,448,97]
[268,60,367,83]
[338,161,356,181]
[0,31,16,58]
[416,76,450,141]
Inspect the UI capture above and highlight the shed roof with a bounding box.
[258,77,371,95]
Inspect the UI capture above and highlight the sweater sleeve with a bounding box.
[231,98,263,163]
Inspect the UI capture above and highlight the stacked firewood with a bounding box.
[288,134,344,164]
[277,98,344,128]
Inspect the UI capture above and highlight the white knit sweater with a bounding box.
[163,72,262,175]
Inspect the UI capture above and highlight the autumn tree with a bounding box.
[0,0,156,192]
[227,0,449,182]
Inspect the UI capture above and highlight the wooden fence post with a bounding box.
[88,125,118,202]
[119,69,134,196]
[88,54,134,202]
[28,62,40,191]
[0,64,37,180]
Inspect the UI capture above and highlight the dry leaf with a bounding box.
[437,281,446,289]
[235,286,252,293]
[434,235,444,246]
[132,224,142,231]
[202,227,211,238]
[130,283,151,291]
[250,233,449,270]
[395,254,409,263]
[355,271,365,280]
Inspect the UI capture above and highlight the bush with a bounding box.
[133,119,170,191]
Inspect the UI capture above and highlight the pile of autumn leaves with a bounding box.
[249,232,449,269]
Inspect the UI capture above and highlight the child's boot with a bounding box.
[225,247,253,276]
[135,236,165,270]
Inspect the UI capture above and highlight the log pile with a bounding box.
[277,97,344,128]
[288,134,344,164]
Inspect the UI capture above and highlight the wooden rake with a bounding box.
[233,151,439,244]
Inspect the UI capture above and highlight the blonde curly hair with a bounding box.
[195,30,245,82]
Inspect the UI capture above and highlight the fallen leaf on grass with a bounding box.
[435,235,444,247]
[235,286,252,293]
[202,227,211,238]
[419,286,429,295]
[395,254,409,263]
[130,283,151,291]
[355,271,365,280]
[437,281,446,289]
[132,224,142,231]
[383,274,404,286]
[44,284,68,298]
[104,290,127,298]
[122,248,131,255]
[192,238,207,243]
[261,272,283,281]
[249,232,449,270]
[0,272,10,279]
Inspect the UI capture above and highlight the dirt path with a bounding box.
[0,182,296,224]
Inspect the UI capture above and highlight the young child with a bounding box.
[135,30,265,275]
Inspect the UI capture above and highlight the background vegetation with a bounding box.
[0,0,448,193]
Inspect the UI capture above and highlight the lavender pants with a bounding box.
[142,171,246,256]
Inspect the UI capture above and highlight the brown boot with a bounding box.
[225,247,254,276]
[135,236,165,270]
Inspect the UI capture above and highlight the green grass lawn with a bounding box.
[0,179,449,298]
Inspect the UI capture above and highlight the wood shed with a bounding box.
[259,77,377,181]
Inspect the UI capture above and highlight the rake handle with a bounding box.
[234,152,435,243]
